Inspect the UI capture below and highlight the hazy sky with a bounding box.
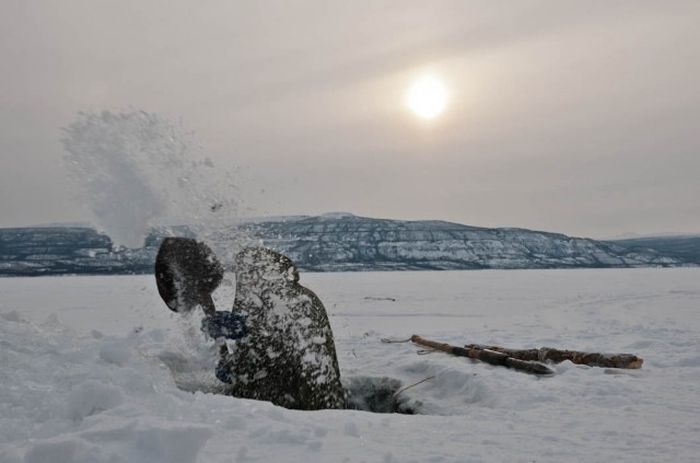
[1,0,699,238]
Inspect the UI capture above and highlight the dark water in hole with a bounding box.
[343,376,418,415]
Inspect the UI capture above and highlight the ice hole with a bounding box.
[343,375,419,415]
[165,367,421,414]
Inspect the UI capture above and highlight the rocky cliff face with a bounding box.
[0,214,681,276]
[242,214,678,271]
[0,226,192,276]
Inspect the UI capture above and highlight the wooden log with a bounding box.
[410,335,553,375]
[464,344,643,369]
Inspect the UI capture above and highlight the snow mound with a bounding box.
[64,380,124,421]
[20,421,211,463]
[0,314,214,463]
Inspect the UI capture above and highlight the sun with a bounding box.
[406,74,448,120]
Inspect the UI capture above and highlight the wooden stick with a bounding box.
[410,335,554,375]
[464,344,643,369]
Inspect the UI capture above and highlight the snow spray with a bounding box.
[61,110,244,250]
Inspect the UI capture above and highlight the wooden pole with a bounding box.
[410,335,554,375]
[464,344,643,369]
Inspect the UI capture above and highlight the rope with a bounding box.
[416,349,437,355]
[393,375,436,398]
[380,337,412,344]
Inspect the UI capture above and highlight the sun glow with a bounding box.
[406,75,448,120]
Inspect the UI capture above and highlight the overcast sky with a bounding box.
[1,0,699,238]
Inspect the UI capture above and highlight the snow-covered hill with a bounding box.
[608,235,700,265]
[0,214,682,276]
[242,214,679,271]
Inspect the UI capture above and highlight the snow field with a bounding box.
[0,268,699,462]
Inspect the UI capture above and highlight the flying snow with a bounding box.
[61,111,240,249]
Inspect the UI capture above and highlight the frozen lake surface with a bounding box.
[1,268,699,462]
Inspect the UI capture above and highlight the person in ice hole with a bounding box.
[155,238,345,410]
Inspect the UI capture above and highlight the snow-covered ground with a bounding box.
[1,269,699,462]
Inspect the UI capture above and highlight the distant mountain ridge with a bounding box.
[606,235,700,265]
[0,213,693,276]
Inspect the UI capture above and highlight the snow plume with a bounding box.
[62,110,241,249]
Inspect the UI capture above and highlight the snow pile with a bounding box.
[61,111,240,248]
[0,313,213,463]
[1,269,700,462]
